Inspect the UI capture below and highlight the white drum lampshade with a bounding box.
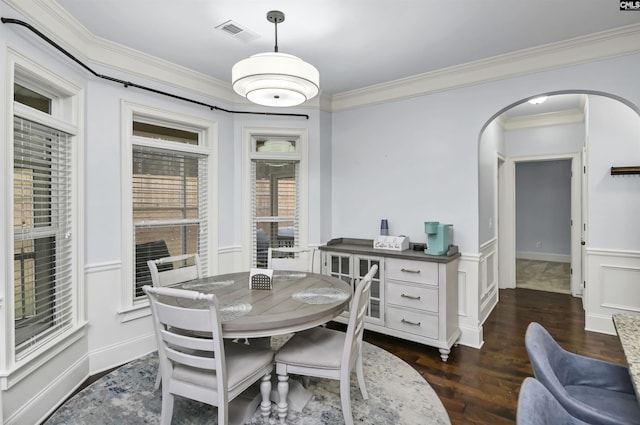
[231,10,319,108]
[232,52,319,107]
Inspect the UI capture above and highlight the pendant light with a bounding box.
[232,10,319,107]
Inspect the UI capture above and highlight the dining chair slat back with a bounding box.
[147,253,203,389]
[267,247,315,272]
[273,264,378,425]
[148,253,201,287]
[143,285,274,425]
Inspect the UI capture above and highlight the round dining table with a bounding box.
[159,270,353,424]
[170,270,352,339]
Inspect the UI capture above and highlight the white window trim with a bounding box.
[242,127,309,267]
[119,101,217,319]
[1,48,86,388]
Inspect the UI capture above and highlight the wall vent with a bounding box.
[215,20,260,43]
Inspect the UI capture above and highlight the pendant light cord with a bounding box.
[1,17,310,119]
[274,20,279,52]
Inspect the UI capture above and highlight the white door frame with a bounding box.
[498,153,582,296]
[497,154,514,289]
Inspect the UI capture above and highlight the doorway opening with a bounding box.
[499,154,582,296]
[514,158,574,295]
[485,93,587,298]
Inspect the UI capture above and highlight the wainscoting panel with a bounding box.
[458,253,483,348]
[85,262,156,374]
[585,248,640,334]
[601,265,640,311]
[479,240,499,327]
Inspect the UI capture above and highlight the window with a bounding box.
[243,129,308,268]
[132,145,206,297]
[122,103,215,309]
[13,117,73,357]
[5,54,83,371]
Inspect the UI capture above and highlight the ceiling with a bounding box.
[50,1,640,115]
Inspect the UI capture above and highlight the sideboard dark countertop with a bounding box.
[319,238,460,263]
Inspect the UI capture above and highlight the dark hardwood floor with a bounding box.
[359,288,626,425]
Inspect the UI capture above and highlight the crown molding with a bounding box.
[3,0,240,104]
[5,1,640,114]
[331,24,640,112]
[88,35,238,103]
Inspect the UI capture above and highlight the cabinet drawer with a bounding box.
[387,281,438,313]
[386,306,438,339]
[385,258,438,284]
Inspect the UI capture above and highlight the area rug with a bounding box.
[45,336,450,425]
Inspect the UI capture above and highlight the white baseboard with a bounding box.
[89,332,156,375]
[7,355,89,425]
[458,324,484,349]
[585,312,616,335]
[516,251,571,263]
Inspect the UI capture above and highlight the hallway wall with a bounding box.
[516,159,572,261]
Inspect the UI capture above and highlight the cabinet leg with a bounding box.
[439,348,450,362]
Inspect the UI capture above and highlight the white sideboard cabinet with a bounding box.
[320,238,460,361]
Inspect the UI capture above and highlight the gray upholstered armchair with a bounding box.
[517,377,591,425]
[525,322,640,425]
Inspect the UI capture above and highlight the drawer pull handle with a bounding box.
[401,293,421,300]
[401,318,421,326]
[400,268,421,274]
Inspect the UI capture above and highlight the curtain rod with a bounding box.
[1,17,310,120]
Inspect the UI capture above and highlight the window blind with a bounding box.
[251,160,299,267]
[132,146,208,298]
[13,116,74,359]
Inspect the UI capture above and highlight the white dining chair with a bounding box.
[273,264,378,425]
[267,247,315,272]
[147,253,203,388]
[143,285,274,425]
[147,253,202,288]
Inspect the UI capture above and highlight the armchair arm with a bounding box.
[563,350,635,394]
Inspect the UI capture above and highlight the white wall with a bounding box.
[505,122,585,157]
[588,96,640,251]
[585,95,640,333]
[332,91,484,250]
[515,160,572,258]
[331,54,640,349]
[318,109,333,244]
[478,119,504,246]
[84,78,237,264]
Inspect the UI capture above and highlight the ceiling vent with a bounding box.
[215,20,260,43]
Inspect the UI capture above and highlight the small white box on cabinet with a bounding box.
[373,236,410,251]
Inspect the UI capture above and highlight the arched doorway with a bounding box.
[479,92,640,333]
